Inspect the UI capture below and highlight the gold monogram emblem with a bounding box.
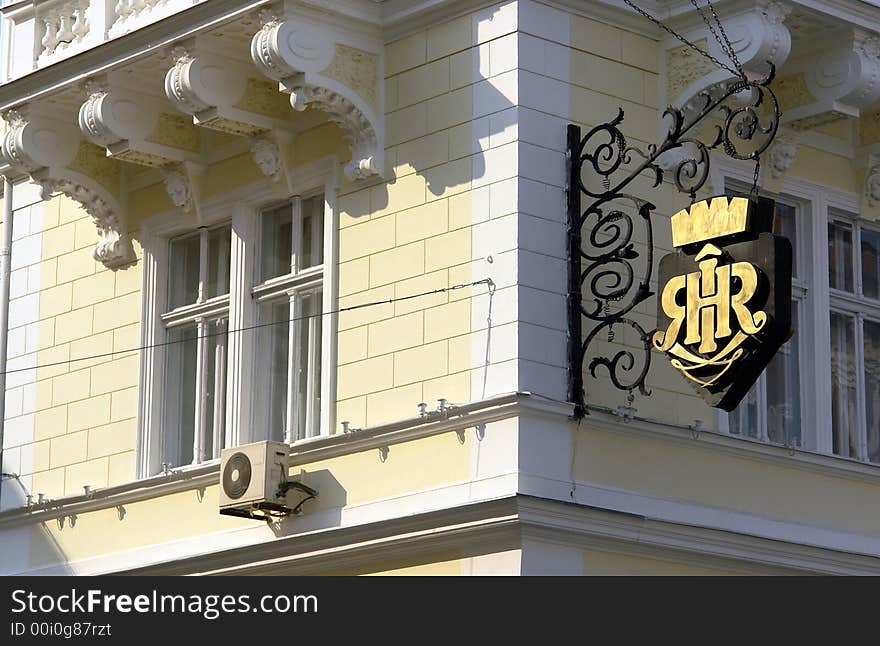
[652,196,792,411]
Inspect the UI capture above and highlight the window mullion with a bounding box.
[286,295,301,444]
[198,229,209,303]
[854,221,864,297]
[855,313,868,460]
[291,197,302,276]
[194,318,208,464]
[757,374,769,442]
[305,300,319,438]
[213,321,227,460]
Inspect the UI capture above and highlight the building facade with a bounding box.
[0,0,879,575]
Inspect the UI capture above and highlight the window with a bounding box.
[826,212,880,463]
[138,161,338,479]
[727,199,804,447]
[252,194,325,444]
[161,225,232,468]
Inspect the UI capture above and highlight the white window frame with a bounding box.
[160,224,231,468]
[717,183,808,446]
[137,157,339,478]
[252,194,325,444]
[710,155,860,456]
[826,210,880,462]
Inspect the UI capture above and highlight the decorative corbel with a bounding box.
[78,75,202,167]
[2,107,134,269]
[250,136,283,182]
[663,1,791,110]
[250,9,385,181]
[161,161,206,221]
[862,150,880,220]
[250,129,297,197]
[658,1,792,169]
[867,161,880,207]
[784,30,880,130]
[165,42,286,137]
[762,128,799,191]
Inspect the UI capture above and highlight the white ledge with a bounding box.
[0,391,539,529]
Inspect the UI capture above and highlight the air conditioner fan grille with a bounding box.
[222,452,252,500]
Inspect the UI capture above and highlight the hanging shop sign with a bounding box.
[651,196,792,411]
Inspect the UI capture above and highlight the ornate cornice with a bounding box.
[165,46,212,115]
[660,1,793,143]
[779,28,880,131]
[165,45,260,130]
[1,108,134,269]
[78,78,200,167]
[41,176,134,269]
[249,10,384,181]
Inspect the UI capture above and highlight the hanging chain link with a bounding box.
[751,159,761,198]
[704,0,744,75]
[621,0,741,78]
[688,0,745,79]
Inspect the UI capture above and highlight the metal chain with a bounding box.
[688,0,745,79]
[704,0,744,75]
[621,0,741,78]
[751,158,761,198]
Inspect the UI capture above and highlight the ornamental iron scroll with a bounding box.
[567,65,781,418]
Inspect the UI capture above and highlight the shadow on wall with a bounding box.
[269,468,346,540]
[343,5,514,217]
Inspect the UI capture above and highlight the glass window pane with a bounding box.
[206,226,232,300]
[261,204,293,282]
[864,320,880,463]
[774,202,797,279]
[297,290,322,440]
[729,383,759,439]
[254,301,290,443]
[203,319,228,461]
[766,303,800,446]
[828,221,854,292]
[169,233,200,309]
[301,195,324,269]
[830,311,858,458]
[861,228,880,300]
[164,324,198,467]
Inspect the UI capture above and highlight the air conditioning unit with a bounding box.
[219,441,289,518]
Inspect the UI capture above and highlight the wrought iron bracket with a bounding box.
[567,65,781,419]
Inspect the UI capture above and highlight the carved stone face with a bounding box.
[769,142,797,177]
[164,170,190,209]
[252,140,281,179]
[868,168,880,205]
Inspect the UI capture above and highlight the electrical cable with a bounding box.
[0,278,495,377]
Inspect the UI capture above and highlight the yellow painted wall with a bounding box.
[573,424,880,535]
[582,548,743,576]
[4,1,517,572]
[29,195,142,500]
[334,11,504,430]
